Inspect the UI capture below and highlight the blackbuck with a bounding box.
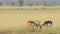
[27,20,42,29]
[27,20,53,29]
[42,20,52,26]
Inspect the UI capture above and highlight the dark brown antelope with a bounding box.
[42,20,52,26]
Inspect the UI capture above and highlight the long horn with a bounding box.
[35,20,39,27]
[35,20,38,24]
[39,21,42,29]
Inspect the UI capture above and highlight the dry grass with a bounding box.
[0,6,60,34]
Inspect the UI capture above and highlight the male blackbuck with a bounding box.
[42,20,52,26]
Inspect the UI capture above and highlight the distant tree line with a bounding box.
[0,0,50,6]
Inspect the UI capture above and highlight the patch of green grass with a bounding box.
[0,26,60,34]
[49,32,56,34]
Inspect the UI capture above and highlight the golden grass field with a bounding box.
[0,6,60,34]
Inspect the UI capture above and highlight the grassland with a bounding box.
[0,6,60,34]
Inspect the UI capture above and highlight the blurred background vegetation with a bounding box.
[0,0,60,6]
